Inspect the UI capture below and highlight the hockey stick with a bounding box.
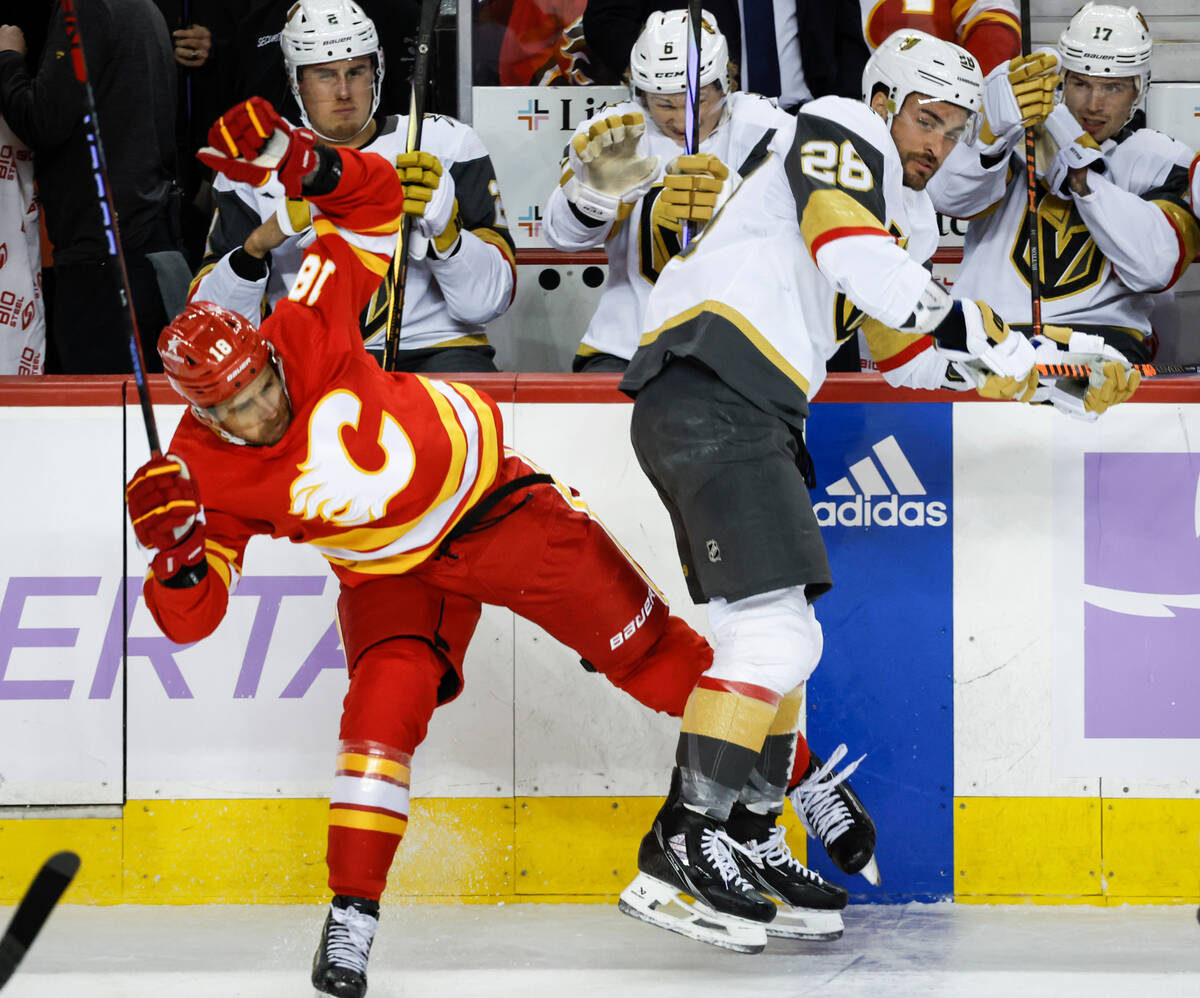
[0,851,81,990]
[1020,0,1043,338]
[382,0,439,372]
[1038,362,1200,379]
[61,0,161,454]
[681,0,703,248]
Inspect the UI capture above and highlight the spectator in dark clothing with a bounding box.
[0,0,187,374]
[153,1,240,268]
[582,2,866,109]
[583,1,742,86]
[797,1,869,101]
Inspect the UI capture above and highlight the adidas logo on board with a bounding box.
[813,434,948,528]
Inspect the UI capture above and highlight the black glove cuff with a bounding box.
[160,558,209,590]
[927,301,968,352]
[302,147,343,197]
[568,201,608,228]
[230,247,269,281]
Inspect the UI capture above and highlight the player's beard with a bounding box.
[900,151,938,190]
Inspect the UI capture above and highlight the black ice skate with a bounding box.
[788,744,881,886]
[726,802,848,940]
[311,894,379,997]
[618,773,776,954]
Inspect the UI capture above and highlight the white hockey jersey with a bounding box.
[543,92,797,364]
[623,95,949,423]
[192,113,516,358]
[928,121,1200,362]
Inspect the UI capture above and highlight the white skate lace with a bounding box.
[700,827,758,893]
[325,903,377,975]
[746,825,825,882]
[790,743,865,846]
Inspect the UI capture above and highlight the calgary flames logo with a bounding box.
[290,389,415,526]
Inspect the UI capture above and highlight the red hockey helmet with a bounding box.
[159,302,272,408]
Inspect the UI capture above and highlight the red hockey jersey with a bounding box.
[146,149,503,643]
[862,0,1019,73]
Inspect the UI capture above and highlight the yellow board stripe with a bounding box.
[4,797,1199,905]
[329,805,408,836]
[680,686,778,752]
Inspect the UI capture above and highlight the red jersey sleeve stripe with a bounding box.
[874,334,934,372]
[809,226,894,260]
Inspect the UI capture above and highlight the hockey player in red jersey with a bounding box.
[125,97,852,994]
[861,0,1021,74]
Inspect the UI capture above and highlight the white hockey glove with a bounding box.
[979,49,1060,151]
[1040,104,1106,197]
[1029,327,1141,419]
[928,298,1036,380]
[564,112,660,223]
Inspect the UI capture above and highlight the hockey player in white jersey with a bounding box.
[613,27,1136,955]
[543,9,797,372]
[929,3,1200,375]
[191,0,516,372]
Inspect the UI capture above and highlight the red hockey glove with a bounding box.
[197,97,318,196]
[126,455,208,587]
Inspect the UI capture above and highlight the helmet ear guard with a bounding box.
[1057,2,1152,122]
[862,29,984,143]
[281,0,385,139]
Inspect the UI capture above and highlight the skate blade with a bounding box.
[618,873,767,955]
[764,903,844,941]
[858,855,882,887]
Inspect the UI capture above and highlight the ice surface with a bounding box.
[2,900,1199,998]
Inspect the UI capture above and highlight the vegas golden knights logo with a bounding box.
[639,186,681,284]
[833,293,867,344]
[361,269,397,343]
[1010,193,1106,299]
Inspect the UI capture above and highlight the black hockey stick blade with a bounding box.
[0,851,81,990]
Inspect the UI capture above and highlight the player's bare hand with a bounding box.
[0,25,26,56]
[173,24,212,68]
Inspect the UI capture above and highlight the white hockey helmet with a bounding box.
[628,8,731,97]
[281,0,385,134]
[862,29,984,141]
[1058,3,1152,116]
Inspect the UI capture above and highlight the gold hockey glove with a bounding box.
[980,49,1060,147]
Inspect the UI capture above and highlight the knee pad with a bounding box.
[706,586,823,696]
